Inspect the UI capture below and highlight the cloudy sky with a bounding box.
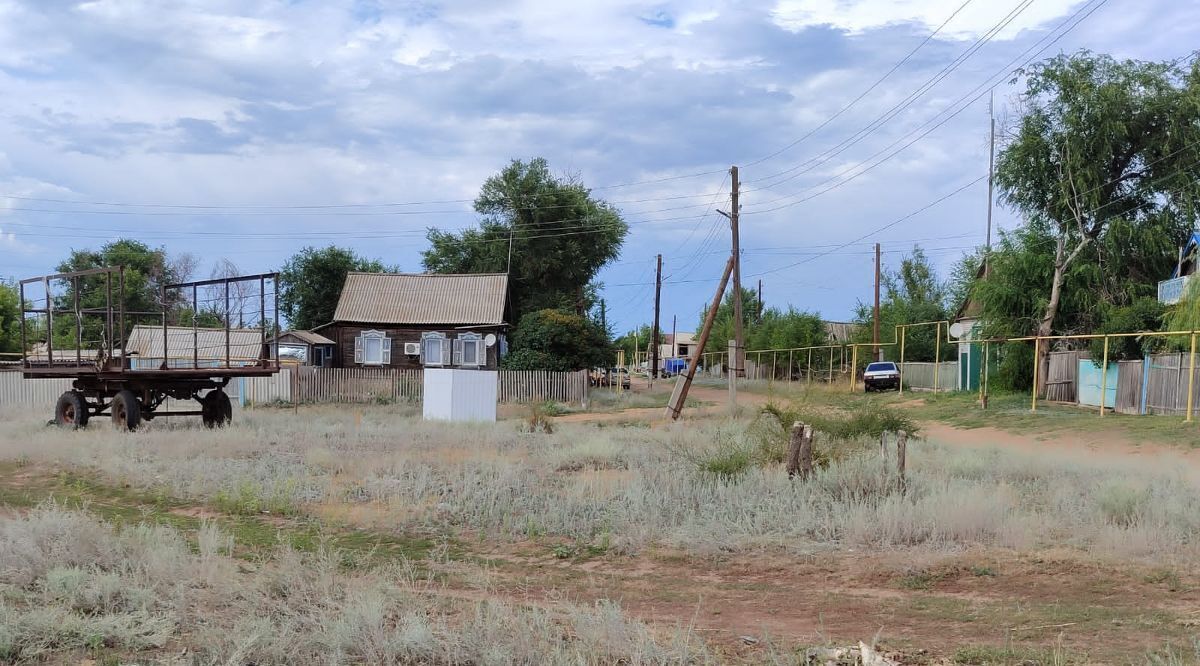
[1,0,1196,334]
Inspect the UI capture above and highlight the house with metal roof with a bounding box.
[315,272,510,370]
[273,330,336,366]
[124,325,264,369]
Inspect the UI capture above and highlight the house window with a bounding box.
[455,332,485,368]
[354,330,391,366]
[421,332,449,367]
[278,344,307,363]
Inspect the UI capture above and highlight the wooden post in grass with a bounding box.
[896,430,908,495]
[786,422,803,478]
[880,431,888,462]
[786,422,813,480]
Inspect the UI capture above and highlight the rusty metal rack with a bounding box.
[20,266,280,430]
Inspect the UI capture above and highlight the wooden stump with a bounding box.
[786,422,804,478]
[798,425,813,481]
[896,430,908,494]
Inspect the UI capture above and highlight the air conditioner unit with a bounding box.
[404,342,421,356]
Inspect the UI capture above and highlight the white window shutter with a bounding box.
[381,337,391,365]
[441,337,452,366]
[452,338,463,366]
[476,340,486,367]
[354,334,363,364]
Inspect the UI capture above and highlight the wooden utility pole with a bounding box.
[731,166,744,378]
[986,91,996,276]
[599,299,607,337]
[652,254,662,379]
[665,256,734,421]
[757,279,763,322]
[873,243,882,361]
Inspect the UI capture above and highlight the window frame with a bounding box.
[458,332,484,368]
[355,330,390,367]
[421,332,448,367]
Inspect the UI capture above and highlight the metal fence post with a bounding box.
[1031,338,1040,412]
[1187,333,1197,423]
[933,322,941,395]
[1100,335,1110,416]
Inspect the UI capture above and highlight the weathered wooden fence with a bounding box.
[1115,360,1143,414]
[1145,353,1200,415]
[0,366,590,409]
[898,361,957,392]
[1044,351,1080,402]
[498,370,589,404]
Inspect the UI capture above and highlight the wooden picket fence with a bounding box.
[1,365,591,409]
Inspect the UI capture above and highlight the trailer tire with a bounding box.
[54,390,89,429]
[201,390,232,428]
[111,390,142,431]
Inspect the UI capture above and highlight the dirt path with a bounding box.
[475,544,1196,661]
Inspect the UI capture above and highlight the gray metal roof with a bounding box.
[126,325,263,360]
[333,272,508,325]
[277,330,335,346]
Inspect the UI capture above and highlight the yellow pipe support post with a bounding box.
[828,346,834,384]
[1188,333,1197,423]
[850,345,858,392]
[1099,336,1109,416]
[933,322,941,395]
[771,352,776,384]
[898,327,906,395]
[1031,338,1040,412]
[808,349,813,386]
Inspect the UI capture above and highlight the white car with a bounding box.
[863,361,900,392]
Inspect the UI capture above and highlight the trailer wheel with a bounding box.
[54,391,89,429]
[111,390,142,431]
[201,390,232,428]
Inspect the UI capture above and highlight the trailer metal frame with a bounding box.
[20,266,280,430]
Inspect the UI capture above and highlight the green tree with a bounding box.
[422,158,628,320]
[995,51,1200,345]
[747,307,826,351]
[0,280,21,354]
[1088,297,1166,362]
[278,246,388,330]
[52,239,192,349]
[503,309,613,371]
[614,324,655,364]
[697,287,762,355]
[853,247,952,363]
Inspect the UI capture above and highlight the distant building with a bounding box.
[315,272,509,370]
[124,325,264,369]
[1159,231,1200,305]
[273,330,336,366]
[823,321,855,344]
[657,331,696,361]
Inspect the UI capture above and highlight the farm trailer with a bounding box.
[19,266,281,430]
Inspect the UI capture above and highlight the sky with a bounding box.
[1,0,1197,334]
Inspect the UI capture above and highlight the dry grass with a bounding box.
[0,502,709,665]
[2,405,1200,563]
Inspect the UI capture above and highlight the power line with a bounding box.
[742,0,978,168]
[742,0,1110,215]
[746,0,1039,189]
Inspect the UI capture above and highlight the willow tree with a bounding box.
[996,52,1200,368]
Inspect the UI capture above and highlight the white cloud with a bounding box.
[771,0,1084,40]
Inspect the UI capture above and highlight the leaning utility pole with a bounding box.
[666,256,735,421]
[599,299,607,337]
[730,166,744,377]
[652,254,663,379]
[873,243,882,361]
